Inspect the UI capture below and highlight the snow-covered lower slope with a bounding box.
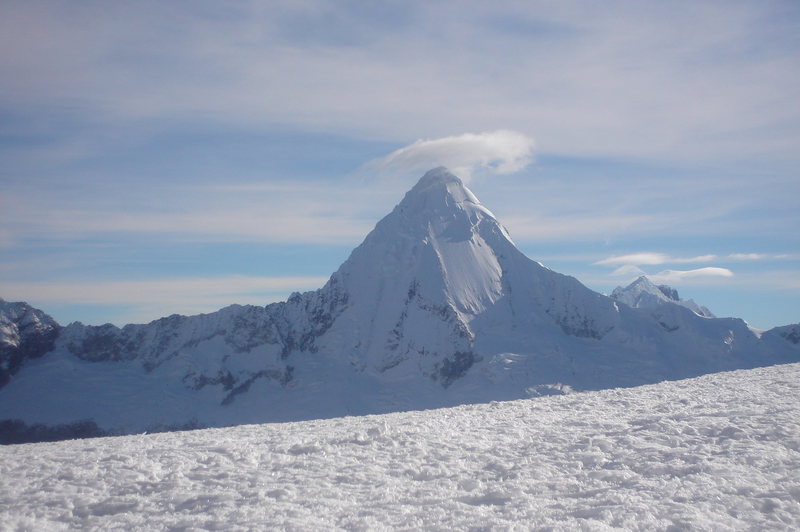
[612,275,715,317]
[1,168,799,440]
[2,363,799,531]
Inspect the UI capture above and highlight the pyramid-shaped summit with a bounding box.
[313,166,622,382]
[1,168,799,440]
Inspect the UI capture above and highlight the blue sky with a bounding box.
[1,1,798,329]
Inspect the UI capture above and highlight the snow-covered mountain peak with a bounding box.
[611,276,715,318]
[394,166,487,224]
[319,168,623,374]
[414,166,463,188]
[317,168,519,373]
[624,276,666,297]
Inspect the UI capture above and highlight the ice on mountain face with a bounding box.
[611,276,715,318]
[1,168,799,441]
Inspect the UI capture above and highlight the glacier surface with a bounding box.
[1,363,798,530]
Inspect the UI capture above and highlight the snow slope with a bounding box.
[1,168,799,439]
[1,363,799,530]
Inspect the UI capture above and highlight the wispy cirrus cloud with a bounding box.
[0,276,329,306]
[3,2,797,162]
[728,253,767,261]
[1,179,386,246]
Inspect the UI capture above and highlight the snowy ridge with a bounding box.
[2,363,799,530]
[1,168,799,439]
[611,275,715,317]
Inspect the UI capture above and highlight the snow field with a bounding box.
[2,363,799,531]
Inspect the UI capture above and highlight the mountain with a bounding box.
[611,275,715,317]
[1,167,799,441]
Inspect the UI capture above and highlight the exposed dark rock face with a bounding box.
[67,323,128,362]
[658,285,680,301]
[275,285,348,357]
[0,300,61,388]
[779,325,800,345]
[436,351,481,388]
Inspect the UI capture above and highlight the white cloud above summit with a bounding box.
[366,130,535,181]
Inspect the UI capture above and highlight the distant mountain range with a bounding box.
[2,167,798,443]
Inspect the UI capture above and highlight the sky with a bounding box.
[1,1,798,330]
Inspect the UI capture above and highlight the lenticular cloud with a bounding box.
[370,130,535,180]
[649,267,734,284]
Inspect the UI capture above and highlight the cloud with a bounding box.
[0,276,329,305]
[727,253,767,261]
[366,130,535,181]
[2,2,798,162]
[610,265,646,277]
[648,267,734,284]
[596,252,735,286]
[1,179,388,246]
[595,253,717,266]
[596,252,794,268]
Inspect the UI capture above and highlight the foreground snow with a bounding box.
[2,364,799,531]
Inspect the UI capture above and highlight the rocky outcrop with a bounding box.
[0,300,61,387]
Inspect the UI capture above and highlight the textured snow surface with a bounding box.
[2,363,799,531]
